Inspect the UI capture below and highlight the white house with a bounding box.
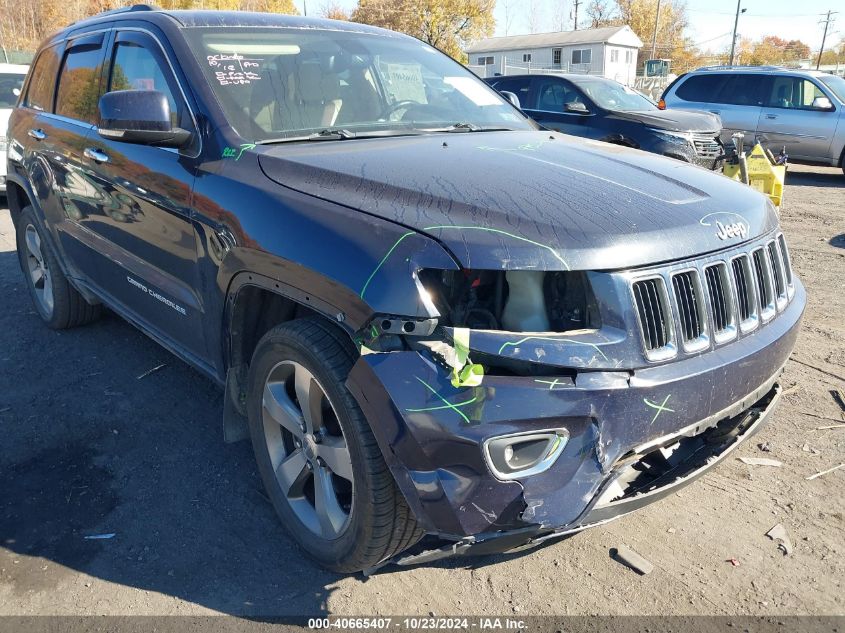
[465,26,644,85]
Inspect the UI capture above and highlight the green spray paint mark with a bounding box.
[222,143,256,160]
[644,394,674,424]
[409,376,473,424]
[370,324,379,338]
[498,336,608,361]
[359,226,569,299]
[535,378,565,390]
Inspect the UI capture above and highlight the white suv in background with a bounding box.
[661,66,845,175]
[0,63,29,194]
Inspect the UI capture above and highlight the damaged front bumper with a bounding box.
[346,278,804,569]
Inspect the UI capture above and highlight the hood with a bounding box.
[613,108,721,133]
[257,130,777,271]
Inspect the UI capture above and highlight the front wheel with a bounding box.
[246,318,422,572]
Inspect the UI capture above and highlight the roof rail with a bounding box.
[92,3,157,18]
[696,65,784,72]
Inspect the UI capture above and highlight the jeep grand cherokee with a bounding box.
[7,6,805,573]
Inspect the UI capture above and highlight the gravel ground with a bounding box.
[0,163,843,617]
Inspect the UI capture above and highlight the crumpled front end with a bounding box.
[345,232,805,566]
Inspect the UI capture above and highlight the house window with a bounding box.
[523,53,532,63]
[610,49,619,63]
[477,56,494,65]
[552,48,562,65]
[625,50,633,63]
[571,49,592,65]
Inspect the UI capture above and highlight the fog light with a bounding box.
[483,429,569,480]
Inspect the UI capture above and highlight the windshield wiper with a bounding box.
[428,123,516,133]
[256,127,426,145]
[309,128,356,140]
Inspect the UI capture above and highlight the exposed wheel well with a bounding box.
[228,284,328,372]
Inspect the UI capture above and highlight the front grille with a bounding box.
[632,278,670,352]
[704,263,733,337]
[752,248,775,316]
[692,133,722,159]
[768,240,786,299]
[671,271,705,345]
[777,234,793,288]
[732,256,755,324]
[631,232,796,361]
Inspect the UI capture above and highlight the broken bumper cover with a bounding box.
[346,278,805,564]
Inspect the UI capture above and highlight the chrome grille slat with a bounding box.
[632,277,672,357]
[672,271,703,343]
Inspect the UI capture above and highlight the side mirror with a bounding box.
[565,101,589,114]
[811,96,834,111]
[500,90,521,109]
[98,90,190,148]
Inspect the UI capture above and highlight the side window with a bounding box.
[675,74,727,103]
[55,42,105,124]
[489,78,529,107]
[109,39,185,127]
[572,49,592,65]
[766,77,828,110]
[24,45,62,112]
[716,74,764,106]
[610,49,619,63]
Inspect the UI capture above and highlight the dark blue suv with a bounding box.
[7,6,804,573]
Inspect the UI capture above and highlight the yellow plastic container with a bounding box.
[722,142,786,209]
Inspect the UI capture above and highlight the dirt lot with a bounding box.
[0,163,843,617]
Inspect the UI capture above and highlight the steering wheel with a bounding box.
[381,100,420,120]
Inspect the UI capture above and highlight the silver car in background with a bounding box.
[0,63,29,194]
[661,66,845,174]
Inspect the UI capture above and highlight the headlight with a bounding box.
[650,129,693,146]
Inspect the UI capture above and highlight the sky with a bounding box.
[296,0,841,54]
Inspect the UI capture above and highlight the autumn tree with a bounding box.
[351,0,495,62]
[320,2,350,19]
[746,36,810,65]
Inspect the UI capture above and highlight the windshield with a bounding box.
[183,27,533,141]
[818,74,845,103]
[571,78,657,112]
[0,72,26,108]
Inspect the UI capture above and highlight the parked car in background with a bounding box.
[0,63,29,194]
[485,73,723,168]
[661,66,845,174]
[8,6,804,574]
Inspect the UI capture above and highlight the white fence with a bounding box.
[467,59,602,79]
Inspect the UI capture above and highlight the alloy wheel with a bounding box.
[261,360,354,539]
[24,224,54,316]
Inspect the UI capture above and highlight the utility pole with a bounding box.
[817,10,838,70]
[573,0,581,30]
[303,1,307,16]
[650,0,662,59]
[728,0,746,66]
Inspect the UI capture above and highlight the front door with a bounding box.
[757,75,836,161]
[525,76,598,138]
[78,29,206,361]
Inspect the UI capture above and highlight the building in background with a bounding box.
[465,26,643,84]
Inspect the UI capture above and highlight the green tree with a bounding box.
[351,0,495,62]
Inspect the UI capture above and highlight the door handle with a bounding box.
[765,114,778,120]
[83,147,109,163]
[27,128,46,141]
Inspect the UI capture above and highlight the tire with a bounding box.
[16,206,101,329]
[246,318,423,572]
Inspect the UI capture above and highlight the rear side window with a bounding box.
[675,73,765,106]
[55,41,105,124]
[24,46,61,112]
[674,74,727,103]
[489,77,530,107]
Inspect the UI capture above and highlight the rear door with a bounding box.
[757,75,836,161]
[78,28,206,360]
